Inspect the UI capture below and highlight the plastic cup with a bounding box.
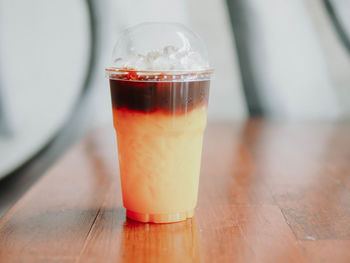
[106,23,213,223]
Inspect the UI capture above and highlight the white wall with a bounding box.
[0,0,89,176]
[244,0,340,120]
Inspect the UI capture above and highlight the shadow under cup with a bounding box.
[108,71,210,223]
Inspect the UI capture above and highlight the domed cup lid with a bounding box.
[105,22,213,81]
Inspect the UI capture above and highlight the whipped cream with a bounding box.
[113,46,209,71]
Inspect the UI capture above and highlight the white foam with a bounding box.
[113,46,209,71]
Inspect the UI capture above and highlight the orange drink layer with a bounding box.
[109,73,210,223]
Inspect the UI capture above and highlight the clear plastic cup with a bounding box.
[106,23,213,223]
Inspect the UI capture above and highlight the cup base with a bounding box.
[126,209,194,223]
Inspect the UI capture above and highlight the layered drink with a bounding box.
[106,23,213,223]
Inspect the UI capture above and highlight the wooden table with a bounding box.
[0,120,349,262]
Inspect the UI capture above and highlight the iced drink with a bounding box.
[109,73,209,223]
[106,23,213,223]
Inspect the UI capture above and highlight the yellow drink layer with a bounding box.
[113,106,207,223]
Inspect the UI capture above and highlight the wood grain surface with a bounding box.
[0,120,350,262]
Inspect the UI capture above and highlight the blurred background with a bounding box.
[0,0,349,196]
